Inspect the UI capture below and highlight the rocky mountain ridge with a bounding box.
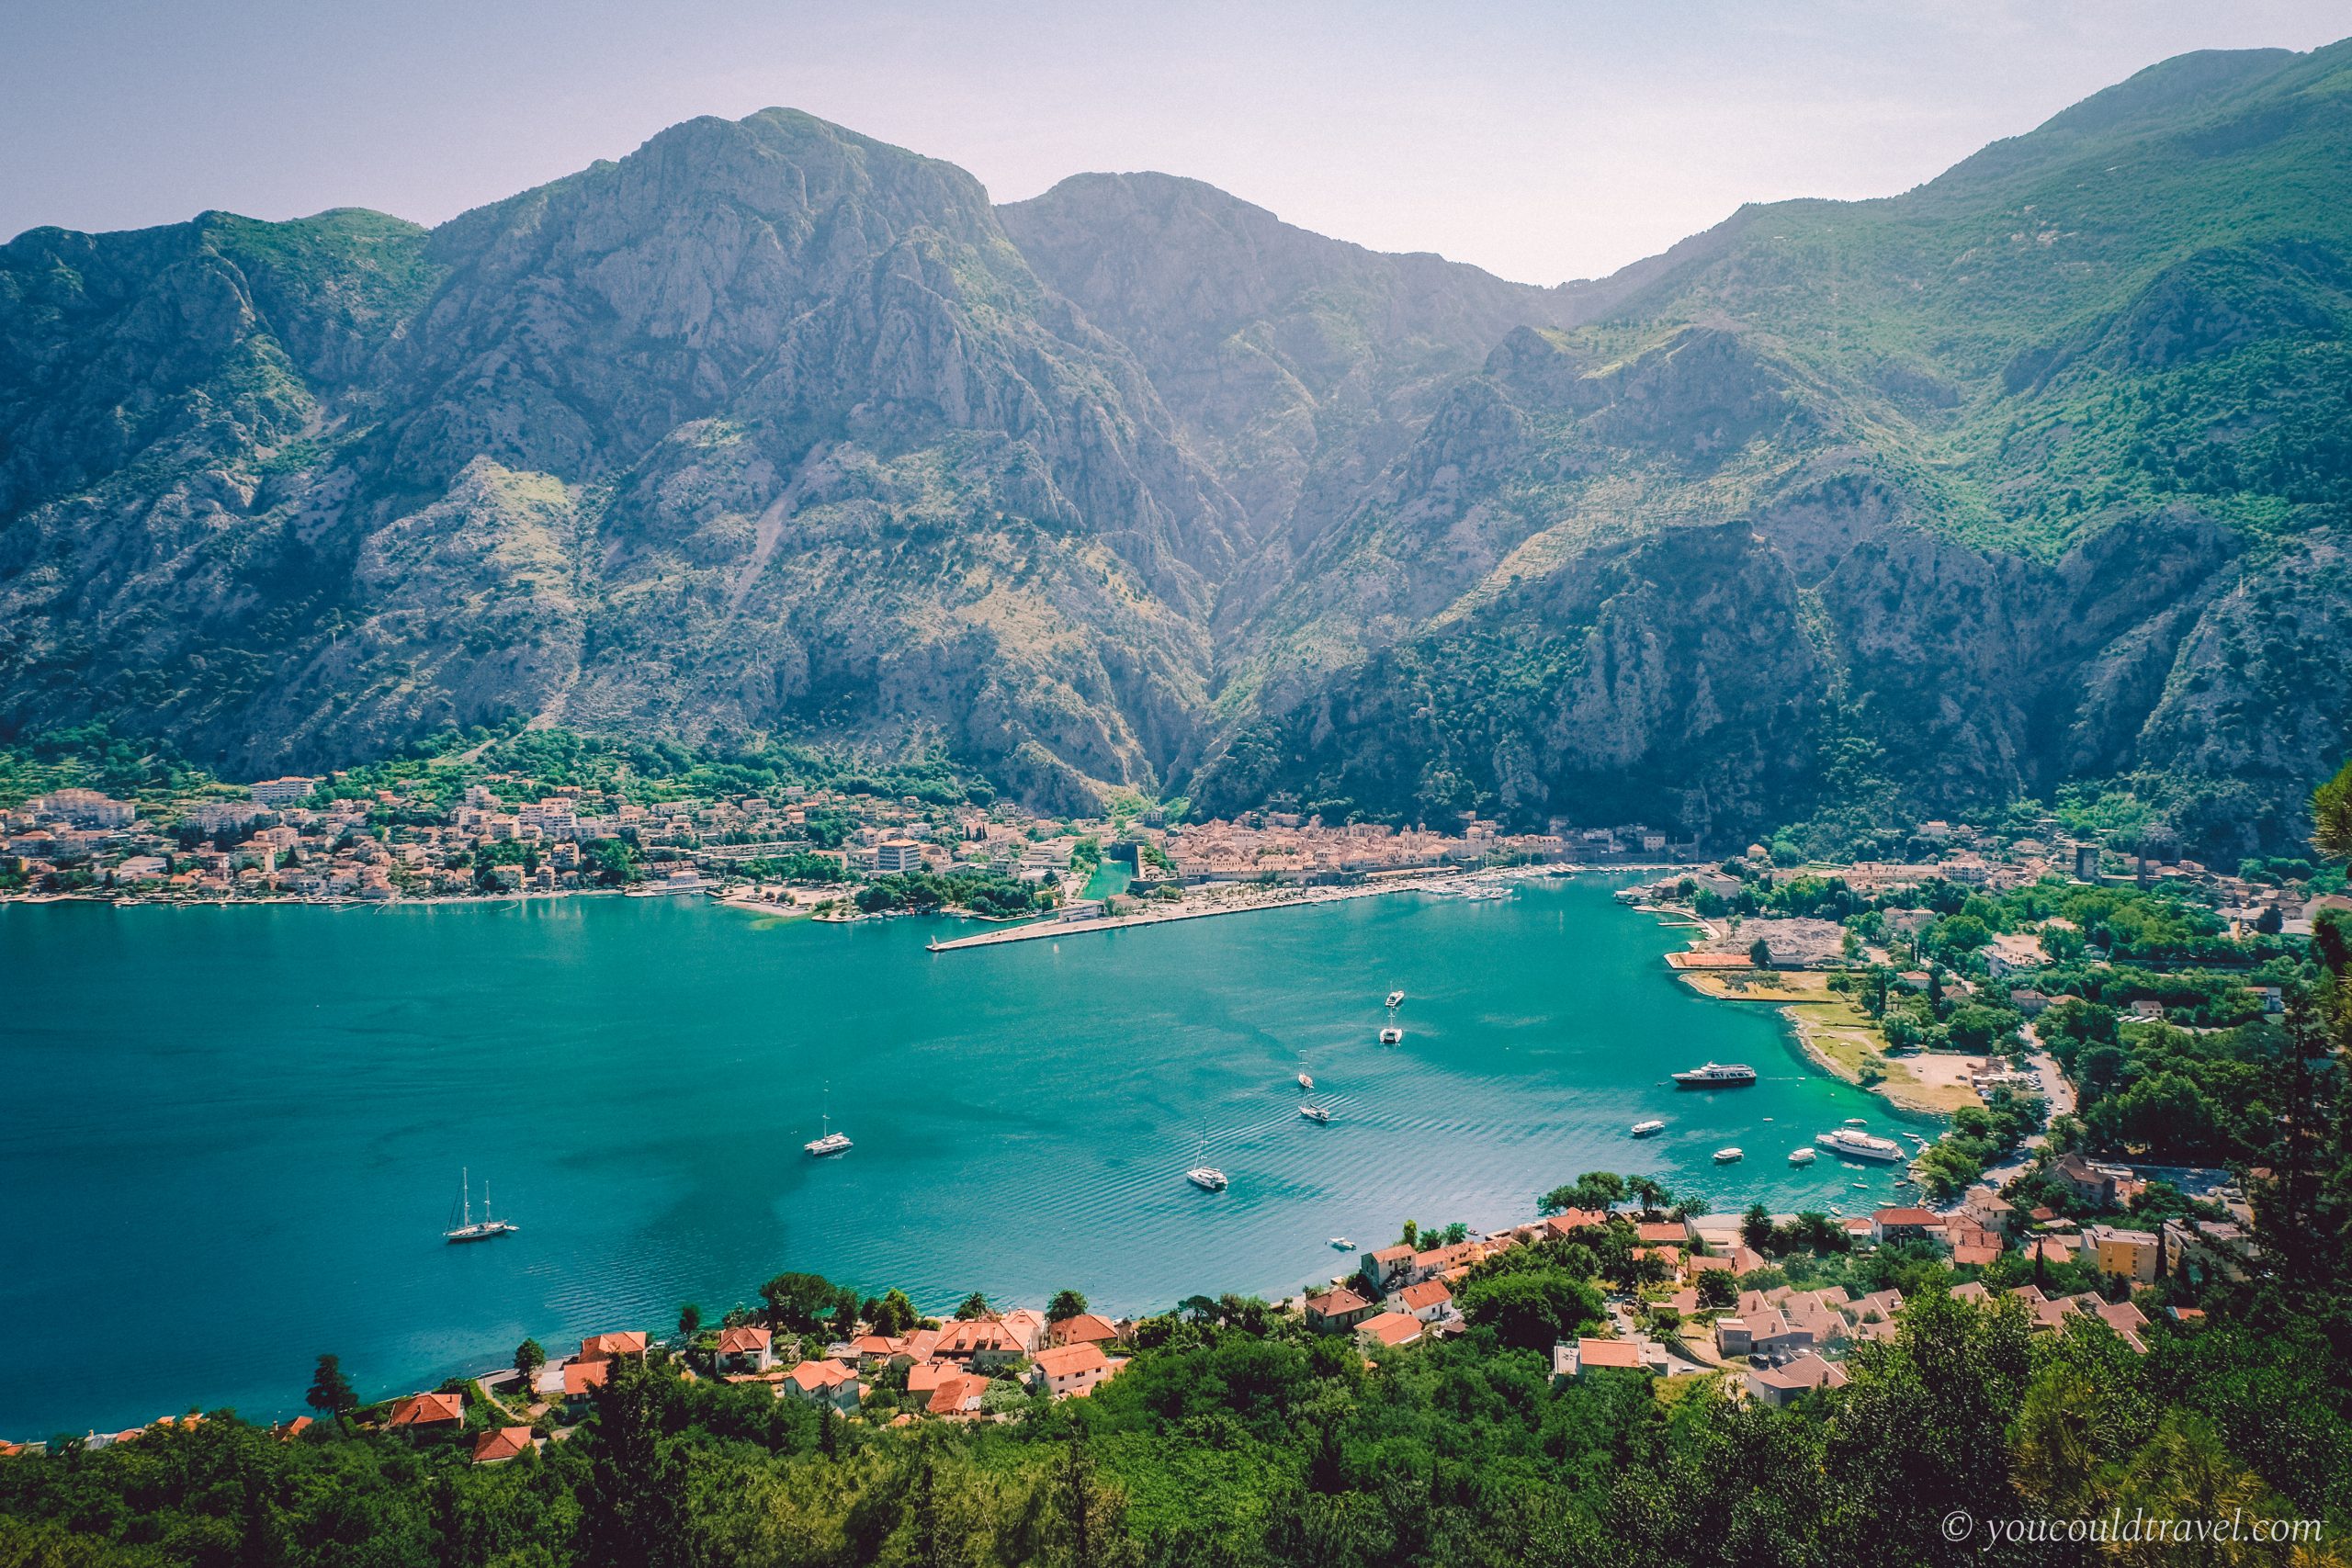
[4,45,2349,852]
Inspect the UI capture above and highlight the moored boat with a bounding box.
[1630,1118,1667,1137]
[1672,1062,1758,1089]
[1815,1126,1905,1162]
[805,1087,853,1156]
[1385,990,1406,1009]
[444,1168,517,1243]
[1713,1146,1744,1163]
[1379,1026,1403,1044]
[1300,1103,1332,1123]
[1788,1147,1817,1165]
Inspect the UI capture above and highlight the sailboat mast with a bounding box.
[461,1167,471,1227]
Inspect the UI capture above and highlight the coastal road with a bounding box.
[1980,1027,2075,1189]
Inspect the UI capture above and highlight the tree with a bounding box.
[1456,1268,1604,1350]
[1741,1201,1774,1253]
[305,1354,356,1423]
[1047,1289,1089,1324]
[1698,1269,1738,1309]
[1625,1175,1668,1218]
[1397,1219,1420,1249]
[514,1337,546,1390]
[585,1358,685,1568]
[865,1288,918,1337]
[955,1292,994,1321]
[1749,937,1773,968]
[676,1303,701,1339]
[761,1270,842,1333]
[2314,757,2352,862]
[1541,1170,1626,1215]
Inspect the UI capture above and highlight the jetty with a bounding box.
[925,875,1459,952]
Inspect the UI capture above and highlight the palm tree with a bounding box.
[1625,1175,1667,1218]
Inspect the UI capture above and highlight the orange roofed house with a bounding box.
[1047,1313,1124,1348]
[577,1331,649,1363]
[784,1358,863,1413]
[931,1318,1028,1370]
[386,1392,465,1429]
[1032,1341,1125,1399]
[1355,1312,1424,1348]
[472,1427,537,1464]
[715,1325,775,1373]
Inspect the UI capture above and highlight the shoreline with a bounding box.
[1668,966,1979,1117]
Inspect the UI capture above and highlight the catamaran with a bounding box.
[805,1088,853,1156]
[1186,1133,1227,1191]
[1672,1061,1758,1088]
[445,1168,517,1243]
[1379,1026,1403,1044]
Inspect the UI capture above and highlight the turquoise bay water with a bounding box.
[0,879,1916,1437]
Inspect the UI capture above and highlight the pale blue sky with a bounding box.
[3,0,2345,282]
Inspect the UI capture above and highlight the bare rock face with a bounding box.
[6,43,2352,850]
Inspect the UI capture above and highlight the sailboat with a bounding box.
[1185,1130,1227,1190]
[805,1087,853,1156]
[445,1168,517,1243]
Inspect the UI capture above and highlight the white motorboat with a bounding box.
[1385,990,1406,1009]
[1713,1146,1745,1164]
[1630,1118,1667,1137]
[1672,1062,1758,1088]
[1330,1236,1355,1250]
[1789,1148,1817,1166]
[1815,1126,1905,1162]
[1300,1103,1332,1123]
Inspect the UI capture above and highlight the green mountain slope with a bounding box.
[2,45,2348,851]
[1191,41,2352,852]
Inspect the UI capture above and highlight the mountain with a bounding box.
[3,45,2349,851]
[1186,40,2352,853]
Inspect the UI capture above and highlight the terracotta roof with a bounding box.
[786,1359,858,1392]
[1576,1337,1643,1369]
[933,1319,1022,1356]
[472,1427,535,1463]
[562,1359,612,1396]
[1872,1207,1940,1227]
[387,1392,465,1427]
[1034,1341,1110,1380]
[1356,1312,1424,1347]
[1306,1285,1371,1316]
[716,1325,772,1354]
[1635,1222,1687,1245]
[1048,1313,1122,1346]
[578,1331,648,1361]
[274,1416,312,1442]
[1398,1280,1453,1312]
[925,1372,986,1415]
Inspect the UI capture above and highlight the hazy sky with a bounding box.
[4,0,2345,283]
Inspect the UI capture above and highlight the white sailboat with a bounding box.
[1185,1131,1227,1190]
[445,1168,517,1243]
[805,1087,853,1156]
